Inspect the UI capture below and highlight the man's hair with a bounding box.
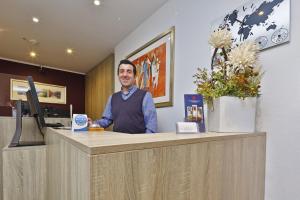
[118,59,137,76]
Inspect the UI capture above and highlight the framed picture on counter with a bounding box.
[10,79,67,104]
[127,26,175,108]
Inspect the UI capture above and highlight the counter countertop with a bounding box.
[47,128,266,155]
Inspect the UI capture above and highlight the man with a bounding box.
[91,59,157,134]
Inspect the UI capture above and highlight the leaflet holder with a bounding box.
[176,122,199,133]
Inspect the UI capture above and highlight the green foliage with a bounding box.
[193,62,262,107]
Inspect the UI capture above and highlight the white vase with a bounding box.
[207,96,257,132]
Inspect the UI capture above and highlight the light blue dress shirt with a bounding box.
[95,86,157,133]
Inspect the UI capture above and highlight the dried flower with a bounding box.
[228,41,259,67]
[194,30,263,107]
[209,29,233,49]
[253,65,261,75]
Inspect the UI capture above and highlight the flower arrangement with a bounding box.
[194,28,263,107]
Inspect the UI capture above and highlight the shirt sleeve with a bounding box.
[95,95,113,128]
[142,92,158,133]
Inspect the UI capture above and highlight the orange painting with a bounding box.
[131,43,166,98]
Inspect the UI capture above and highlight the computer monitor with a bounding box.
[9,76,64,147]
[9,99,45,147]
[26,76,46,134]
[26,76,64,131]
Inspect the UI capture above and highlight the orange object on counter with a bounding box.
[88,127,104,131]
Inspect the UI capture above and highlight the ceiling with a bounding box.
[0,0,168,74]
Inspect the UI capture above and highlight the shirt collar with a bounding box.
[121,85,137,96]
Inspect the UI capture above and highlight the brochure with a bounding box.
[184,94,205,132]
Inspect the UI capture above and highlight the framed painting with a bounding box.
[127,26,175,108]
[10,79,67,104]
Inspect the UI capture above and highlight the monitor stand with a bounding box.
[9,100,45,147]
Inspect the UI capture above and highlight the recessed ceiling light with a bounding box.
[29,51,37,58]
[66,48,73,54]
[94,0,101,6]
[32,17,39,23]
[29,39,39,45]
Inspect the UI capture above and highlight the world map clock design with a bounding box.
[255,36,268,48]
[271,28,288,44]
[211,0,290,50]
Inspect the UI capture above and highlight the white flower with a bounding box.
[253,64,261,74]
[209,29,232,49]
[228,41,259,67]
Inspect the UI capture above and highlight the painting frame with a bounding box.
[126,26,175,108]
[10,79,67,104]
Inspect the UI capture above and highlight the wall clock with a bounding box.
[211,0,290,50]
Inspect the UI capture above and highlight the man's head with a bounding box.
[118,59,136,89]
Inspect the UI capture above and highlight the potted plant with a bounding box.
[194,29,263,132]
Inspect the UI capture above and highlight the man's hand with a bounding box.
[88,118,93,126]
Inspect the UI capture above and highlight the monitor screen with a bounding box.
[26,76,46,132]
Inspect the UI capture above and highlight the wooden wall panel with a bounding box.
[85,54,114,121]
[90,135,266,200]
[2,146,46,200]
[46,130,90,200]
[0,117,71,200]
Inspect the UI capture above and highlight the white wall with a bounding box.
[114,0,300,199]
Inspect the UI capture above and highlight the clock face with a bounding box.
[255,36,268,49]
[211,0,290,50]
[271,28,289,44]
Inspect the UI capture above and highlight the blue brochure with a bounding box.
[184,94,205,132]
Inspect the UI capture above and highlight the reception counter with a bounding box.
[0,117,70,200]
[44,129,266,200]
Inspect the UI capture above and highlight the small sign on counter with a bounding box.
[72,114,88,132]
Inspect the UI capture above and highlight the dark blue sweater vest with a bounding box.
[111,89,147,134]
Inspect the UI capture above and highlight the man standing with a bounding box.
[91,59,157,133]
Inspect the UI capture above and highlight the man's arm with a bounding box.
[142,92,158,133]
[94,95,113,128]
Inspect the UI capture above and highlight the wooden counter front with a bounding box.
[0,117,70,200]
[46,129,266,200]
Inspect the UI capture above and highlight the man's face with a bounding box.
[118,64,135,88]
